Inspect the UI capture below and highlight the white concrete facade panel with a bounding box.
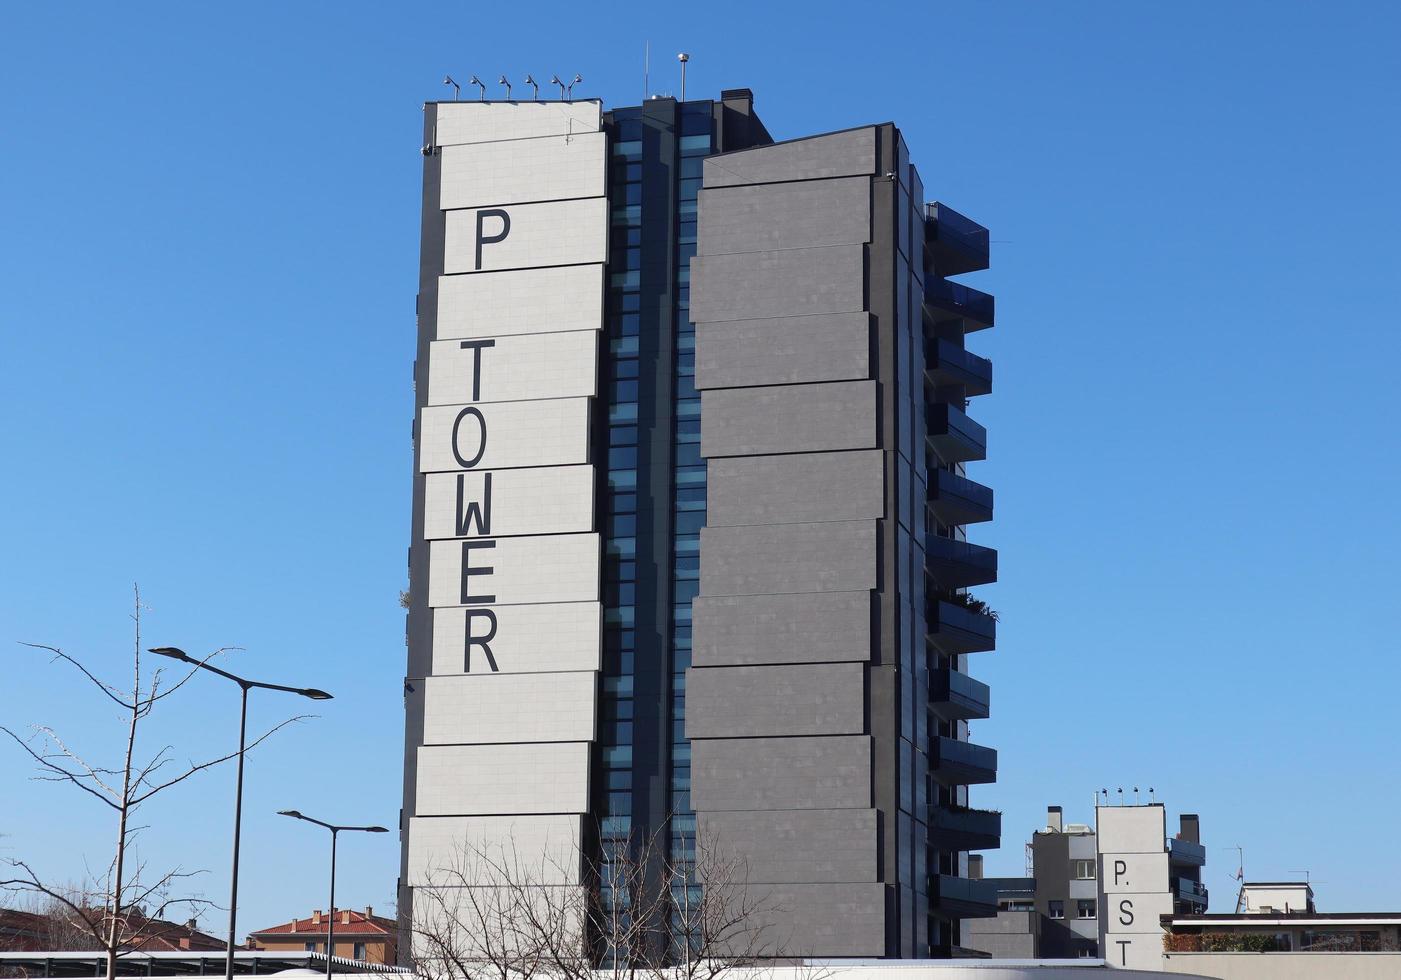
[440,132,606,210]
[415,742,591,815]
[433,101,602,147]
[422,672,597,745]
[418,398,591,473]
[430,602,601,675]
[443,198,608,274]
[406,814,583,887]
[437,265,603,340]
[427,534,600,608]
[426,331,598,406]
[423,466,595,540]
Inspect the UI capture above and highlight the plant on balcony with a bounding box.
[1164,933,1286,953]
[944,591,1000,622]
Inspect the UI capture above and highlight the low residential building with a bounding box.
[0,907,222,953]
[247,907,396,965]
[967,802,1206,965]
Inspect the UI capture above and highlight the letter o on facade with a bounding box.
[451,406,487,468]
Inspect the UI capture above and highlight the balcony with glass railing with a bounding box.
[925,535,998,590]
[927,599,996,655]
[925,278,994,331]
[926,402,987,464]
[928,468,994,527]
[929,873,999,919]
[928,803,1001,851]
[924,202,990,276]
[925,337,992,397]
[930,666,991,721]
[930,735,998,786]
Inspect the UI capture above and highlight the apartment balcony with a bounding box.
[925,337,992,397]
[928,804,1001,851]
[930,666,991,721]
[924,202,990,276]
[929,874,999,919]
[930,735,998,786]
[928,468,994,527]
[926,402,987,464]
[925,279,994,332]
[927,599,996,655]
[1169,838,1207,867]
[1171,876,1210,910]
[925,536,998,590]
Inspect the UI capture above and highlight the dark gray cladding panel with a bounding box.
[697,176,871,255]
[692,735,872,810]
[685,663,865,738]
[692,591,872,667]
[698,809,879,883]
[694,313,870,390]
[701,380,877,458]
[708,449,884,526]
[690,245,864,323]
[747,883,888,956]
[701,127,876,188]
[700,520,876,597]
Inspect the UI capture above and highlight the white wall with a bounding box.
[1097,805,1171,971]
[407,100,606,919]
[406,814,582,887]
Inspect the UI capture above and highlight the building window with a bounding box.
[1048,900,1064,919]
[1074,859,1097,879]
[305,942,317,952]
[353,943,366,960]
[1077,900,1097,919]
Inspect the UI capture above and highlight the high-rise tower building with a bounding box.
[400,88,999,961]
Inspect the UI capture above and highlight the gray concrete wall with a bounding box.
[691,125,894,957]
[694,312,871,390]
[691,591,873,667]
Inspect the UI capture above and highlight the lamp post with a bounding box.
[148,647,331,980]
[277,810,388,980]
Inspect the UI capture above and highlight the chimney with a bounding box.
[968,854,984,880]
[1180,814,1200,845]
[1048,805,1063,833]
[365,907,373,919]
[312,910,322,925]
[342,910,351,925]
[186,919,197,931]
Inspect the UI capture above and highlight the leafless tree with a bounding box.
[0,586,307,980]
[407,823,805,980]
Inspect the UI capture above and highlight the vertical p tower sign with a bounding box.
[404,102,607,919]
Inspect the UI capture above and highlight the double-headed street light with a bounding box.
[148,647,331,980]
[277,810,388,980]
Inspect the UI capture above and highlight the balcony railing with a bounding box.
[928,468,994,527]
[924,202,990,276]
[929,873,999,919]
[926,402,987,464]
[930,735,997,786]
[925,536,998,590]
[927,599,996,655]
[1171,876,1210,908]
[1169,838,1207,867]
[925,279,994,330]
[928,804,1001,851]
[930,666,991,721]
[925,338,992,397]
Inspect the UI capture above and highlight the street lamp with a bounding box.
[277,810,388,980]
[148,647,331,980]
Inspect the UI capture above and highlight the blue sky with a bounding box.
[2,0,1399,934]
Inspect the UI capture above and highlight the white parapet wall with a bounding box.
[1164,951,1401,979]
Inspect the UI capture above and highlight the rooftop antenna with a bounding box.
[1233,846,1246,912]
[468,75,486,101]
[678,52,690,102]
[443,75,460,101]
[498,75,512,100]
[644,41,650,100]
[550,74,566,100]
[524,74,539,100]
[568,73,582,98]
